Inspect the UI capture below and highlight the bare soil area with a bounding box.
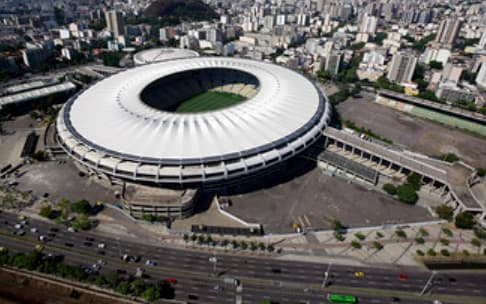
[336,97,486,168]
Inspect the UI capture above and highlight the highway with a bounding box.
[0,210,485,304]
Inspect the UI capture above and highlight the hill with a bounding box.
[144,0,218,22]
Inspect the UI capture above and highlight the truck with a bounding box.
[222,277,240,287]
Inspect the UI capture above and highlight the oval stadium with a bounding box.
[56,57,331,186]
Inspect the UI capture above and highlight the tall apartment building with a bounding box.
[434,18,462,47]
[387,52,417,84]
[105,10,125,38]
[325,52,342,75]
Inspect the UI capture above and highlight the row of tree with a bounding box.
[0,249,173,302]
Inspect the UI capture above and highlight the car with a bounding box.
[398,274,408,281]
[271,268,282,273]
[213,285,224,292]
[97,250,105,255]
[14,224,22,229]
[354,271,365,278]
[67,227,76,232]
[86,237,95,242]
[20,220,27,225]
[83,242,92,247]
[448,277,456,282]
[39,235,48,242]
[17,230,25,236]
[35,244,44,252]
[92,264,101,271]
[97,259,106,265]
[17,215,25,221]
[84,267,93,274]
[47,233,56,238]
[0,246,7,253]
[30,228,38,233]
[166,278,177,285]
[64,242,74,247]
[304,288,311,293]
[116,269,127,275]
[97,243,105,249]
[390,296,400,302]
[187,294,198,300]
[145,260,156,266]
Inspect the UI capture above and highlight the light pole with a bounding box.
[420,270,437,295]
[322,262,333,288]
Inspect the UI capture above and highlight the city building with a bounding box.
[387,51,417,84]
[434,18,462,48]
[325,52,342,75]
[104,10,125,39]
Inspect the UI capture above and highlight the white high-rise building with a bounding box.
[434,18,462,47]
[387,51,417,84]
[359,15,377,35]
[105,10,125,38]
[476,62,486,90]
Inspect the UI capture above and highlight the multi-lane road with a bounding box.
[0,210,485,304]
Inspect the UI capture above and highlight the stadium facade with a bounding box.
[56,57,331,187]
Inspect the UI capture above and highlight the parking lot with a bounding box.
[224,168,432,233]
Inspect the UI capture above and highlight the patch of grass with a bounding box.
[416,249,425,256]
[175,91,246,113]
[427,248,437,256]
[376,231,384,238]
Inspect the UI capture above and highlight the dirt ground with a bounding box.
[336,96,486,168]
[0,115,40,169]
[224,168,432,233]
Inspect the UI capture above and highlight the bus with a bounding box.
[327,293,357,303]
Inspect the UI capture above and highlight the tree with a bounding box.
[72,214,91,230]
[142,285,161,302]
[183,234,189,243]
[39,205,53,218]
[436,205,454,221]
[397,183,418,204]
[471,238,481,247]
[131,278,146,296]
[190,234,197,243]
[406,173,421,190]
[72,199,91,214]
[395,229,407,238]
[415,237,425,244]
[455,212,475,229]
[441,153,459,163]
[383,183,397,195]
[117,280,131,295]
[221,239,229,247]
[351,240,361,249]
[258,242,265,251]
[429,60,443,70]
[240,241,248,250]
[106,272,118,288]
[333,220,345,231]
[373,241,383,250]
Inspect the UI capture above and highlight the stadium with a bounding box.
[133,47,199,65]
[56,57,331,187]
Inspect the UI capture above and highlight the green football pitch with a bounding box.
[175,91,246,113]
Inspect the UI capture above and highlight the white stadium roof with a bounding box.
[133,47,199,65]
[57,57,330,185]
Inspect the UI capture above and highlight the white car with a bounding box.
[30,228,38,233]
[14,224,22,229]
[67,227,76,232]
[97,243,105,249]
